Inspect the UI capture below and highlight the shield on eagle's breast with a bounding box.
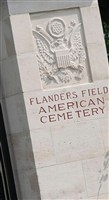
[55,49,71,69]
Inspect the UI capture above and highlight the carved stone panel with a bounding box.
[31,9,90,89]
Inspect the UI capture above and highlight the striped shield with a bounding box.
[55,49,71,69]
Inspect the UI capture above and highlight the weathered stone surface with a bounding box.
[0,0,108,199]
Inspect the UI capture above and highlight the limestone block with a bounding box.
[1,56,22,97]
[86,43,109,81]
[5,93,29,134]
[37,161,87,199]
[99,118,109,151]
[80,6,104,45]
[15,167,41,200]
[0,21,8,60]
[8,131,36,170]
[31,128,56,168]
[1,53,41,97]
[50,120,104,165]
[82,156,108,198]
[80,6,109,81]
[17,52,41,92]
[0,1,9,21]
[91,194,109,199]
[2,17,16,57]
[0,1,108,200]
[6,0,97,15]
[10,14,35,55]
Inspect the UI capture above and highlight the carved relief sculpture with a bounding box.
[33,17,86,88]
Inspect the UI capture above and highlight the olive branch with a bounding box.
[97,151,109,199]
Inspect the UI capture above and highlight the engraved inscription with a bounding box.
[33,17,86,88]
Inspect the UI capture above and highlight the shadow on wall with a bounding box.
[0,50,41,199]
[0,95,41,200]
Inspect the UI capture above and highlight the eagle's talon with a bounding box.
[78,64,84,72]
[70,61,78,69]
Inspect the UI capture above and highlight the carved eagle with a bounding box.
[33,22,86,70]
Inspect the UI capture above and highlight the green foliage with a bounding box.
[103,22,109,59]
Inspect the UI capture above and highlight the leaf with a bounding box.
[97,184,102,200]
[99,175,104,183]
[105,151,109,158]
[103,158,109,169]
[103,173,108,182]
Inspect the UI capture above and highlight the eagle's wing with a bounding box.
[33,30,55,65]
[68,24,86,62]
